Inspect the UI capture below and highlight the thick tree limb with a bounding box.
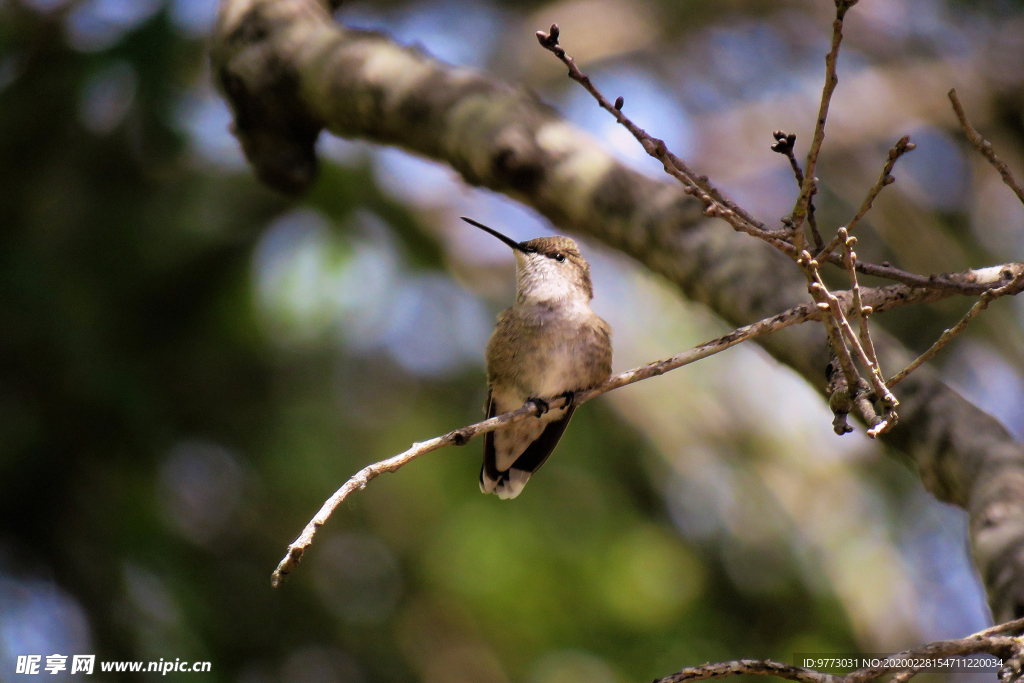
[213,0,1024,619]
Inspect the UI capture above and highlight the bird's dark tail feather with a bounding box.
[480,406,576,499]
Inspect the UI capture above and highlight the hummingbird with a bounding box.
[461,217,613,500]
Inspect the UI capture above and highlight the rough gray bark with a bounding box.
[212,0,1024,619]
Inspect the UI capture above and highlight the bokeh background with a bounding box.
[3,0,1024,681]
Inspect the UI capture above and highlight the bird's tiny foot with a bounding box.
[528,397,550,417]
[558,390,576,409]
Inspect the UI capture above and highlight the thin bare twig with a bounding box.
[536,26,1020,302]
[839,230,883,377]
[887,268,1024,387]
[782,88,903,435]
[536,25,783,247]
[791,0,860,243]
[800,251,898,435]
[802,260,861,402]
[773,131,804,186]
[883,92,1024,387]
[814,252,1016,292]
[817,136,916,259]
[782,85,907,430]
[834,257,1008,292]
[839,261,896,437]
[838,232,889,418]
[949,88,1024,206]
[773,130,825,250]
[976,617,1024,637]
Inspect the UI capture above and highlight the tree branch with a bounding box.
[656,659,837,683]
[271,272,1015,585]
[771,130,824,251]
[656,617,1024,683]
[949,88,1024,207]
[790,0,859,246]
[884,92,1024,387]
[888,268,1024,388]
[213,0,1024,618]
[817,136,915,260]
[272,301,802,586]
[271,302,812,585]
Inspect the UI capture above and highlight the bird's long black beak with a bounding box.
[461,216,528,253]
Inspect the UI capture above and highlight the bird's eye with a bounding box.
[553,253,566,262]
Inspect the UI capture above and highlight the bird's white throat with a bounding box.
[514,252,591,312]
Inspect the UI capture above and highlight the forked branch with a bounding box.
[538,6,1024,432]
[539,3,905,434]
[884,91,1024,387]
[888,268,1024,387]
